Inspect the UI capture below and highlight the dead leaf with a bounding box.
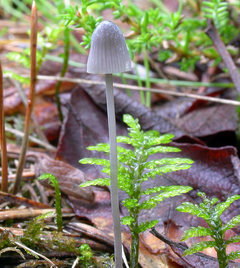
[74,72,238,140]
[56,87,128,178]
[4,74,75,116]
[33,97,61,141]
[27,152,94,201]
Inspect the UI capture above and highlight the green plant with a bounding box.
[59,0,240,107]
[202,0,231,37]
[78,244,94,268]
[176,192,240,268]
[80,114,193,268]
[0,212,58,267]
[0,214,97,267]
[38,173,63,232]
[20,211,54,249]
[4,0,240,107]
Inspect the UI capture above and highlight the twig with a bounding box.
[13,1,38,194]
[205,19,240,95]
[36,75,240,106]
[150,227,239,267]
[150,227,217,261]
[0,60,8,192]
[150,227,188,250]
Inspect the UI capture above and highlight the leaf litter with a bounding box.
[1,23,240,268]
[48,62,240,266]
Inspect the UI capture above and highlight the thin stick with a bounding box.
[0,61,8,192]
[13,0,37,194]
[11,72,237,89]
[34,75,240,106]
[105,74,122,268]
[205,19,240,95]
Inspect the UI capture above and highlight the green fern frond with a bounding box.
[80,114,193,267]
[202,0,229,33]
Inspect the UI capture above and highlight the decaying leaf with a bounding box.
[27,152,94,201]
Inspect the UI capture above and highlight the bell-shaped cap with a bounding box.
[87,21,132,74]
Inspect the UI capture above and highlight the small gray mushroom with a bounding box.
[87,20,132,268]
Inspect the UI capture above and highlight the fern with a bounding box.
[176,192,240,267]
[202,0,230,36]
[80,114,193,268]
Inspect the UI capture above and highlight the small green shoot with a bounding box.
[38,174,62,232]
[79,244,94,268]
[22,211,53,243]
[176,192,240,268]
[80,114,193,268]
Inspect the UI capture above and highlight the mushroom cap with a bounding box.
[87,21,132,74]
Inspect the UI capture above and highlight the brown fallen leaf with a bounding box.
[27,152,94,202]
[56,87,129,177]
[176,103,237,138]
[164,143,240,226]
[56,83,237,174]
[4,74,75,116]
[33,97,61,141]
[73,72,237,139]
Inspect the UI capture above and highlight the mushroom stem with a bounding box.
[105,73,122,268]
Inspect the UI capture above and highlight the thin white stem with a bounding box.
[71,256,80,268]
[105,74,122,268]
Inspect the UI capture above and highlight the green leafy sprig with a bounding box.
[59,0,240,106]
[176,192,240,268]
[80,114,193,268]
[38,173,63,232]
[202,0,229,33]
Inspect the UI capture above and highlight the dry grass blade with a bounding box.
[13,0,38,194]
[0,60,8,193]
[37,75,240,106]
[14,241,57,268]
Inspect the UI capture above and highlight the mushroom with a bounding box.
[87,20,132,267]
